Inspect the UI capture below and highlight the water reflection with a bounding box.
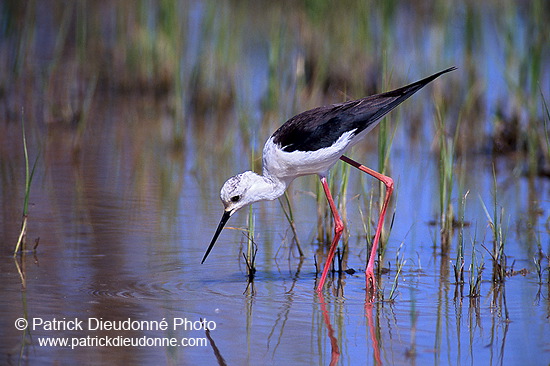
[318,292,340,366]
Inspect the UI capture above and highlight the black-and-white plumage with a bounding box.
[203,67,456,291]
[272,67,456,153]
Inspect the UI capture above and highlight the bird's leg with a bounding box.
[340,155,394,295]
[316,176,344,292]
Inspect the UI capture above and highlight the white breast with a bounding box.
[262,130,356,180]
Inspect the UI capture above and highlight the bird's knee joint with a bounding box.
[385,177,394,192]
[334,222,344,235]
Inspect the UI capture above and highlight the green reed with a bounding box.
[389,241,406,301]
[244,204,257,278]
[358,186,376,267]
[376,119,398,256]
[479,167,508,283]
[278,192,304,258]
[316,181,329,244]
[453,190,469,284]
[525,2,545,178]
[357,191,373,257]
[14,113,39,256]
[375,64,397,254]
[363,65,399,268]
[434,104,457,253]
[337,159,351,224]
[438,126,454,253]
[500,0,548,176]
[468,229,484,298]
[244,146,257,276]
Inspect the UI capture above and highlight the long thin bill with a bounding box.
[201,210,232,264]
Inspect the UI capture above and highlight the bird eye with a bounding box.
[230,195,240,202]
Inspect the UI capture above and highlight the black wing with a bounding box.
[272,67,456,152]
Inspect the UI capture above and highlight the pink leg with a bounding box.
[340,155,394,293]
[316,176,344,292]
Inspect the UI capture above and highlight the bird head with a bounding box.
[219,171,262,214]
[201,171,265,264]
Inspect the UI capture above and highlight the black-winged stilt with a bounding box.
[203,67,456,292]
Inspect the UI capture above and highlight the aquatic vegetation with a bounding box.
[278,192,304,258]
[479,168,509,284]
[453,191,469,285]
[468,235,484,298]
[13,113,38,257]
[388,241,406,301]
[245,150,257,277]
[244,204,257,279]
[434,103,458,253]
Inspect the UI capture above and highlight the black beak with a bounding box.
[201,210,232,264]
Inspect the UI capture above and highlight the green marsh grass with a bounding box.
[453,190,469,285]
[357,192,374,261]
[244,147,258,277]
[244,204,256,278]
[337,159,351,237]
[352,67,400,276]
[359,187,376,270]
[388,242,406,301]
[14,114,39,257]
[375,123,398,262]
[374,67,399,262]
[479,167,509,284]
[434,102,460,254]
[499,0,548,177]
[278,192,304,258]
[315,177,328,245]
[468,231,484,298]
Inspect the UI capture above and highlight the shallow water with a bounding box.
[2,93,549,365]
[1,1,549,365]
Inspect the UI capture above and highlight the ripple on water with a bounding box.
[81,265,315,303]
[87,280,175,300]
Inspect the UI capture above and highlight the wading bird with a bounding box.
[202,67,456,292]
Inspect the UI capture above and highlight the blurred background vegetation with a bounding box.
[1,0,547,158]
[0,0,548,253]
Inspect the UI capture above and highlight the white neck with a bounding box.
[254,171,288,202]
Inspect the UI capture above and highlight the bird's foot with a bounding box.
[365,269,376,301]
